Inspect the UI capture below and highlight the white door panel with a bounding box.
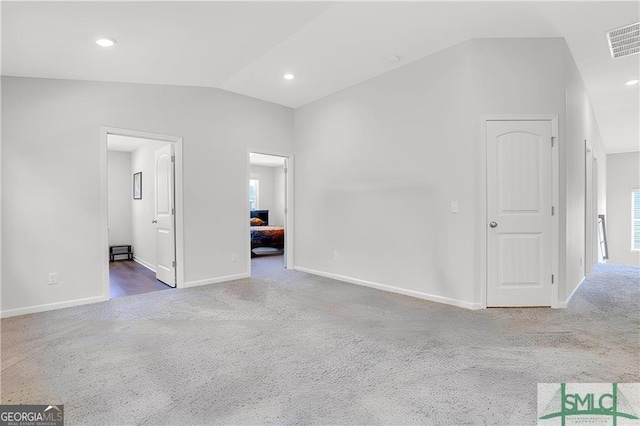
[155,144,176,287]
[487,121,552,307]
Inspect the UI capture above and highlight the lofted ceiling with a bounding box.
[2,1,638,153]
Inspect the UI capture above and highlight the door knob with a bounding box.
[152,220,158,224]
[489,221,498,228]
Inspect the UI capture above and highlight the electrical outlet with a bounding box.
[333,250,339,261]
[48,272,58,285]
[231,253,238,262]
[451,201,459,213]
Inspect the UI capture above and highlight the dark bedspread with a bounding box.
[250,226,284,249]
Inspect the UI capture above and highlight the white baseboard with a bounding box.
[294,266,482,310]
[133,256,155,272]
[558,276,586,308]
[183,273,250,289]
[1,295,107,318]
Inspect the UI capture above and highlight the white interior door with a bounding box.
[487,120,553,307]
[155,144,176,287]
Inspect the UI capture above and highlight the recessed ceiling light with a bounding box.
[96,38,117,48]
[626,79,639,86]
[284,73,295,80]
[387,55,400,63]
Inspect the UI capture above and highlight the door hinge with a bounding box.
[551,274,555,284]
[551,136,555,147]
[284,208,288,214]
[172,260,176,268]
[551,206,555,216]
[284,167,288,173]
[171,154,175,163]
[171,208,175,215]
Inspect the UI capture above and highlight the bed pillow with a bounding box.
[250,217,265,226]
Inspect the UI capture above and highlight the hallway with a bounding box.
[109,260,172,298]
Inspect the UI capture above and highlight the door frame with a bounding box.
[592,156,599,264]
[247,148,294,273]
[100,126,185,299]
[585,146,599,271]
[480,115,559,308]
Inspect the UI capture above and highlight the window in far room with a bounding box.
[249,178,259,211]
[633,190,640,250]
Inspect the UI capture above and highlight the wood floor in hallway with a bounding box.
[109,260,173,298]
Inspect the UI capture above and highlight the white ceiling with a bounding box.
[2,1,638,153]
[107,134,160,152]
[250,153,286,168]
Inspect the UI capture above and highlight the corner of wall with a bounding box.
[560,37,608,300]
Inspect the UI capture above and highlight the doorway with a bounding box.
[485,118,558,307]
[101,127,184,299]
[585,147,601,270]
[248,150,293,276]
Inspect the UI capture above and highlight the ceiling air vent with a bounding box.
[607,22,640,59]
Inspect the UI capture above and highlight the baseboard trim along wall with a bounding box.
[559,276,586,308]
[133,256,155,272]
[294,266,482,310]
[1,296,108,318]
[183,273,250,289]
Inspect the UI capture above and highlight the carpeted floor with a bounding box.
[1,262,638,425]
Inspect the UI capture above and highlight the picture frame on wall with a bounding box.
[133,172,142,200]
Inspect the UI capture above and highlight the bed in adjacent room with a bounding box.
[250,211,284,257]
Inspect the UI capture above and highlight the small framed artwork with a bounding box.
[133,172,142,200]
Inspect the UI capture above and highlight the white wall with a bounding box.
[130,140,170,269]
[470,38,566,303]
[250,165,275,217]
[294,38,607,308]
[272,166,286,227]
[294,41,477,307]
[1,76,293,315]
[107,151,133,247]
[471,38,605,301]
[607,152,640,266]
[0,39,610,315]
[562,41,608,298]
[249,164,286,226]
